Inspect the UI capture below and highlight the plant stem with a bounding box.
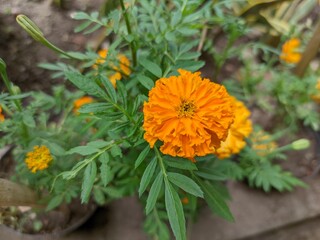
[293,19,320,78]
[120,0,137,67]
[154,146,167,178]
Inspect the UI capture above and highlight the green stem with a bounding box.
[120,0,137,67]
[154,146,167,178]
[0,59,30,142]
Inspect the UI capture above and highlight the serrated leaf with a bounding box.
[138,158,157,196]
[46,195,64,211]
[146,172,163,214]
[116,81,127,109]
[81,161,97,203]
[74,20,92,33]
[65,52,88,60]
[99,152,112,186]
[111,145,122,157]
[168,173,203,198]
[84,24,101,34]
[72,12,90,20]
[87,140,110,148]
[100,75,117,103]
[65,71,107,98]
[93,187,105,205]
[135,145,150,169]
[139,58,162,78]
[137,75,154,90]
[46,142,66,156]
[163,156,197,170]
[22,112,35,128]
[195,176,234,222]
[67,145,100,156]
[164,180,186,240]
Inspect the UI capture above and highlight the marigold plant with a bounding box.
[0,0,315,239]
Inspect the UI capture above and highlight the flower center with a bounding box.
[178,100,196,117]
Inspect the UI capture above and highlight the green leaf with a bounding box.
[163,156,197,170]
[81,161,97,203]
[164,180,186,240]
[87,140,110,148]
[138,158,158,196]
[72,12,90,20]
[111,145,122,157]
[74,20,92,33]
[93,187,105,205]
[22,112,36,128]
[135,145,150,169]
[116,81,127,109]
[46,142,66,156]
[171,11,182,26]
[146,172,163,214]
[139,58,162,78]
[168,172,203,198]
[195,167,228,181]
[99,152,113,186]
[195,176,234,222]
[137,75,154,90]
[100,75,117,103]
[65,71,107,98]
[66,146,100,156]
[46,195,64,211]
[65,52,88,60]
[78,103,113,114]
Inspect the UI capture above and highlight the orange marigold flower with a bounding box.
[280,38,301,64]
[143,69,235,160]
[0,106,5,122]
[250,130,277,156]
[216,97,252,159]
[25,145,53,173]
[73,96,94,114]
[94,48,131,87]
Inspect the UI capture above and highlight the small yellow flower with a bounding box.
[250,130,277,156]
[73,96,94,114]
[0,106,5,122]
[94,48,131,87]
[216,97,252,159]
[280,38,302,64]
[143,69,235,160]
[25,145,53,173]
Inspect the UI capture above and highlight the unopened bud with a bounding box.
[16,15,45,43]
[291,139,310,150]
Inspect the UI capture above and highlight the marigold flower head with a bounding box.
[280,38,301,64]
[94,48,131,87]
[143,69,235,160]
[25,145,53,173]
[73,96,94,114]
[216,97,252,159]
[0,106,5,122]
[250,130,277,156]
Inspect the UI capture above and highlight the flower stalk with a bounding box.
[16,15,78,60]
[119,0,137,67]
